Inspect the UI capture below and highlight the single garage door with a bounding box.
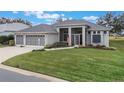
[16,35,24,45]
[26,35,45,46]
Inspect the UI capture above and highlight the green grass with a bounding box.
[3,40,124,81]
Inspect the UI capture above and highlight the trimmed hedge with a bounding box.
[9,40,15,46]
[45,41,68,49]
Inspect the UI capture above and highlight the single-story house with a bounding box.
[15,20,110,47]
[0,23,30,36]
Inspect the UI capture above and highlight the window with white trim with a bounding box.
[92,35,101,43]
[104,31,107,34]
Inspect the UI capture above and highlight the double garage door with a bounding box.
[26,35,45,46]
[16,35,45,46]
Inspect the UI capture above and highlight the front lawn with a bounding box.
[3,40,124,81]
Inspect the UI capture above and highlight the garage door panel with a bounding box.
[26,35,45,46]
[39,36,45,45]
[16,35,23,45]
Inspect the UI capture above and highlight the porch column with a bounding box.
[106,31,109,47]
[68,27,72,46]
[82,26,85,46]
[23,34,26,45]
[100,31,103,45]
[91,31,93,45]
[14,34,16,45]
[56,28,60,42]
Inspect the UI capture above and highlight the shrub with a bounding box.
[102,47,116,50]
[20,45,24,47]
[44,44,52,49]
[16,64,20,68]
[0,35,14,45]
[9,40,15,46]
[94,45,105,48]
[0,36,8,44]
[8,35,14,40]
[32,49,45,52]
[45,41,68,48]
[88,44,93,47]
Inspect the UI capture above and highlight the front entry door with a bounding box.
[74,34,80,45]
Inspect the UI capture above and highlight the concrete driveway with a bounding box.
[0,46,40,63]
[0,46,66,82]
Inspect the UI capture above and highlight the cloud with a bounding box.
[12,11,18,14]
[82,16,99,22]
[23,11,74,24]
[61,14,65,17]
[69,17,73,20]
[45,19,56,24]
[24,11,67,24]
[62,17,67,21]
[24,11,44,17]
[24,11,62,20]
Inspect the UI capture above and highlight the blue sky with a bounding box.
[0,11,123,25]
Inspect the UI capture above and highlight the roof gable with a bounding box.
[54,19,111,31]
[19,24,57,33]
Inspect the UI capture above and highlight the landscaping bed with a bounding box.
[3,40,124,81]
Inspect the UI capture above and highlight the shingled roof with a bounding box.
[19,24,57,33]
[54,19,111,31]
[18,20,111,33]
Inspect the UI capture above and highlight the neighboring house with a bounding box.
[0,23,30,36]
[15,20,110,47]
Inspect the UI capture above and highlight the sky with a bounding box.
[0,11,123,25]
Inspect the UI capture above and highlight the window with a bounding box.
[88,31,91,34]
[63,33,68,41]
[97,31,100,34]
[104,31,107,34]
[92,35,101,43]
[63,30,68,34]
[60,29,68,41]
[93,31,96,34]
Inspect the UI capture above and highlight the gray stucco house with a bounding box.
[0,23,30,36]
[15,20,110,47]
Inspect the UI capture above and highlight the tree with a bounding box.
[0,17,32,26]
[112,16,122,33]
[97,12,114,28]
[118,13,124,29]
[96,12,123,33]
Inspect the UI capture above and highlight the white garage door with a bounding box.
[26,35,45,46]
[16,35,24,45]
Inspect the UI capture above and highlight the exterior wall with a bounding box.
[15,33,58,46]
[103,31,109,47]
[57,25,86,46]
[15,27,109,47]
[45,34,58,45]
[90,30,109,47]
